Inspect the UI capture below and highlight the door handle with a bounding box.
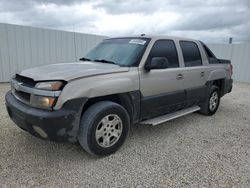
[176,74,183,80]
[200,72,205,77]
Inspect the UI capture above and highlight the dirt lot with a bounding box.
[0,82,250,187]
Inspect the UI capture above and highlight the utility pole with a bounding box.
[229,37,233,44]
[229,37,233,62]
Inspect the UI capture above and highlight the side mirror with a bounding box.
[145,57,169,70]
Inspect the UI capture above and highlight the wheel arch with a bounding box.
[206,78,226,97]
[212,79,225,97]
[81,91,141,124]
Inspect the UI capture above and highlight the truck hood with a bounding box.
[18,61,129,82]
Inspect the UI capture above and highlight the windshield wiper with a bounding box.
[93,59,117,65]
[79,57,92,61]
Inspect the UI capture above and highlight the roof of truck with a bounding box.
[109,34,200,42]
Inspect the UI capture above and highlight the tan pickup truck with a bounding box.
[5,35,233,156]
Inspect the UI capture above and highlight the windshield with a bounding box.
[84,38,150,67]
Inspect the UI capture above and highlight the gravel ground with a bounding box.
[0,82,250,187]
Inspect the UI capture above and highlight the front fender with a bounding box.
[54,69,139,110]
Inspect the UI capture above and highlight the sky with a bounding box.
[0,0,249,43]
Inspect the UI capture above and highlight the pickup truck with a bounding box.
[5,35,233,156]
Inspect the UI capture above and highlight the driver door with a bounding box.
[139,39,185,119]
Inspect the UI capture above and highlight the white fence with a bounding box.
[208,43,250,83]
[0,23,249,83]
[0,23,107,82]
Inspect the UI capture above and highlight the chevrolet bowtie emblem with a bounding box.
[13,81,23,90]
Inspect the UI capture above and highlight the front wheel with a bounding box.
[199,86,220,116]
[78,101,130,156]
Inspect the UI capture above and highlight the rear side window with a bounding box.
[180,41,202,67]
[148,40,179,68]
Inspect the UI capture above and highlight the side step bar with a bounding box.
[140,106,201,126]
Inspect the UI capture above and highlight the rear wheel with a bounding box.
[199,86,220,115]
[78,101,130,156]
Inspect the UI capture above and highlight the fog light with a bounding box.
[32,126,48,138]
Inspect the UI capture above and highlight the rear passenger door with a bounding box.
[179,41,207,107]
[139,40,186,119]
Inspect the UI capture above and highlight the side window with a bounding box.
[148,40,179,68]
[180,41,202,67]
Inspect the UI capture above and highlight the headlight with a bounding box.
[30,95,56,109]
[31,81,65,109]
[35,81,64,91]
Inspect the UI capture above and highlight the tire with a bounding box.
[199,86,220,116]
[78,101,130,156]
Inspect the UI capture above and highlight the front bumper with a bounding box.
[5,91,86,142]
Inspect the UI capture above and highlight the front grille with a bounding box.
[15,74,36,87]
[14,90,31,104]
[12,74,36,104]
